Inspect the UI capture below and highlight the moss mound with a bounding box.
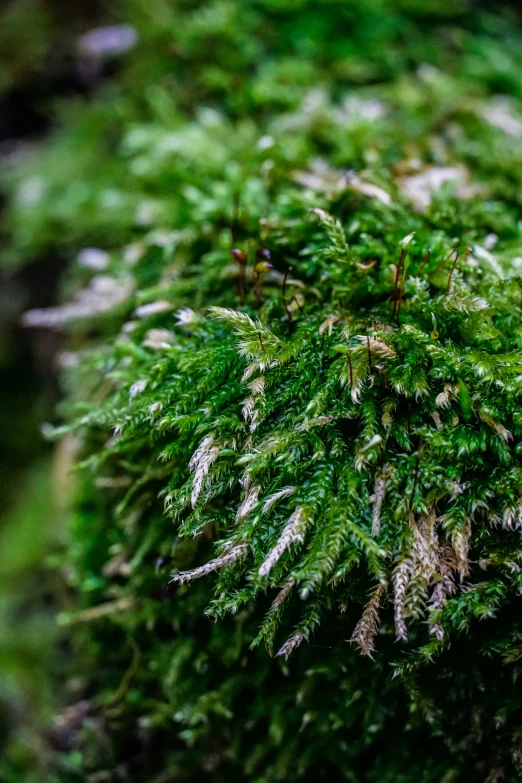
[4,1,522,780]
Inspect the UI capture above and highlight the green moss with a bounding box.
[5,1,522,780]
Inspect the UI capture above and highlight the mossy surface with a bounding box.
[4,1,522,781]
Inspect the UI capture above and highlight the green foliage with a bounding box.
[57,200,522,663]
[5,0,522,780]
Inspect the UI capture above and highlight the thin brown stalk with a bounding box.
[431,248,455,276]
[396,256,409,324]
[446,252,459,292]
[347,353,353,388]
[391,249,405,318]
[417,248,431,275]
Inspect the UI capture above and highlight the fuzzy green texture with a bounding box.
[5,1,522,781]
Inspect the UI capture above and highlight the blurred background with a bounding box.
[0,2,125,776]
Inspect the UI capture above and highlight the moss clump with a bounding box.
[5,1,522,780]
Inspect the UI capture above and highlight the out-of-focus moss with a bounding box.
[0,458,69,783]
